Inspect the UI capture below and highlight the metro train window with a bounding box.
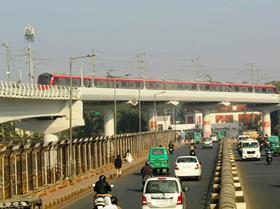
[73,79,81,86]
[83,79,91,87]
[234,86,239,92]
[262,88,267,93]
[121,82,128,88]
[147,83,155,89]
[54,78,66,86]
[248,87,253,92]
[205,85,210,90]
[191,85,197,90]
[177,84,184,89]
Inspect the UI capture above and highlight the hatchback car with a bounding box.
[202,138,213,149]
[142,177,187,209]
[174,156,202,180]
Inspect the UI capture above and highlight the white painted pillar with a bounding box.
[104,109,114,136]
[262,110,271,136]
[148,107,156,131]
[203,109,211,138]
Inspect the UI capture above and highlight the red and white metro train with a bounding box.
[37,72,278,94]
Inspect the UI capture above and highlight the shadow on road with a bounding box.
[126,188,142,193]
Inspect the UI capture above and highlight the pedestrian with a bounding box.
[114,154,122,177]
[125,149,133,163]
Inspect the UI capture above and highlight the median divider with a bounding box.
[210,139,246,209]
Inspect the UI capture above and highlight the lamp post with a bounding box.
[167,101,179,140]
[153,91,166,140]
[107,73,131,156]
[1,42,11,81]
[69,53,94,178]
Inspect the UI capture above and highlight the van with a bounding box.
[148,147,169,174]
[241,139,260,160]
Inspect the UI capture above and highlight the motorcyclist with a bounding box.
[141,161,154,177]
[168,141,175,149]
[94,175,112,194]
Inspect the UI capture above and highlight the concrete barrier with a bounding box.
[210,139,246,209]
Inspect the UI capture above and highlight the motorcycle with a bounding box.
[169,147,174,154]
[266,150,273,165]
[92,184,114,209]
[189,149,196,156]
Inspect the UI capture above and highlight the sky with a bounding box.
[0,0,279,83]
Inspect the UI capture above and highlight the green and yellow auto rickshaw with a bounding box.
[267,135,280,155]
[148,147,169,174]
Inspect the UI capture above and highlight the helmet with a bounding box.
[145,161,150,165]
[99,175,106,181]
[111,196,118,204]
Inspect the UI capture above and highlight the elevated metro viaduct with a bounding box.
[0,82,279,140]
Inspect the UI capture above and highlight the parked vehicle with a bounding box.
[202,138,213,149]
[148,147,169,174]
[240,139,261,160]
[174,156,202,180]
[142,176,188,209]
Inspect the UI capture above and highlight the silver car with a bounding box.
[142,177,188,209]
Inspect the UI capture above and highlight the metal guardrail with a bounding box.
[0,131,172,200]
[0,81,79,100]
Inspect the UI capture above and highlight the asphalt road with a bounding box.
[61,143,219,209]
[234,144,280,209]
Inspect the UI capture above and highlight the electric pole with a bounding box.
[247,63,255,92]
[2,42,11,81]
[192,57,203,90]
[24,26,35,84]
[92,49,96,87]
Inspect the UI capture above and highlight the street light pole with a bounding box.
[153,91,165,140]
[69,53,94,179]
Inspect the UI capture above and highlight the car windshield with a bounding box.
[210,135,216,137]
[177,157,197,163]
[242,142,258,148]
[204,138,211,141]
[151,149,164,155]
[145,180,179,193]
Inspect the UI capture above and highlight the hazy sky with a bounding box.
[0,0,279,83]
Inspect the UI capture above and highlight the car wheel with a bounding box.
[166,168,169,175]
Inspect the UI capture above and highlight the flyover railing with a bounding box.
[0,131,172,200]
[0,81,79,100]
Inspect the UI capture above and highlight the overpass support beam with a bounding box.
[104,109,114,136]
[262,110,271,136]
[202,109,211,138]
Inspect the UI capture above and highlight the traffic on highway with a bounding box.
[61,141,219,209]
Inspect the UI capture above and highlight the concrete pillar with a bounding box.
[262,110,271,136]
[148,107,156,131]
[104,109,114,136]
[203,109,211,138]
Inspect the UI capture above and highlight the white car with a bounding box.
[202,138,213,149]
[142,176,187,209]
[240,139,261,160]
[210,134,218,142]
[174,156,202,180]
